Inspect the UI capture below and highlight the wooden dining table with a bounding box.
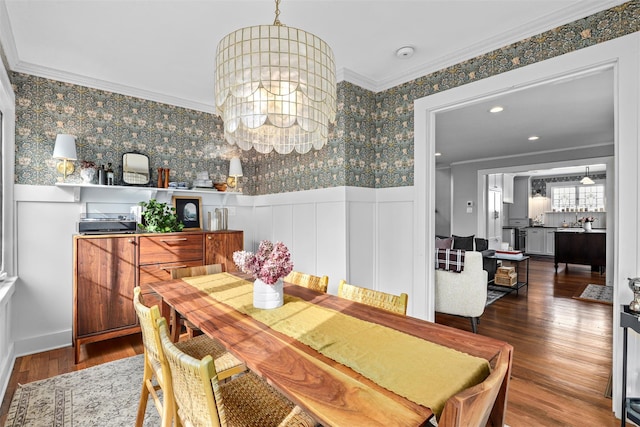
[147,272,513,427]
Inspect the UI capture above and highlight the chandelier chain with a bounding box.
[273,0,283,26]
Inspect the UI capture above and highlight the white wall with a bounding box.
[435,168,451,237]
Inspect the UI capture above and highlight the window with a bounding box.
[551,184,605,211]
[578,185,605,211]
[551,186,576,211]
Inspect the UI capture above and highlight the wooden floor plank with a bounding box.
[0,258,628,426]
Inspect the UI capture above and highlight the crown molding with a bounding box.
[0,0,626,106]
[336,68,378,92]
[373,0,627,93]
[449,142,614,167]
[0,0,18,71]
[11,60,217,114]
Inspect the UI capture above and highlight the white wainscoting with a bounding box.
[0,277,16,404]
[9,184,421,366]
[247,186,417,313]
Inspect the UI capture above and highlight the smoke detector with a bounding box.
[396,46,415,59]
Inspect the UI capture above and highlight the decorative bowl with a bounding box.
[213,182,227,192]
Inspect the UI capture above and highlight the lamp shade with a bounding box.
[229,157,243,177]
[53,134,77,160]
[580,166,594,185]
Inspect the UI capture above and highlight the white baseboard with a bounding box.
[14,329,71,358]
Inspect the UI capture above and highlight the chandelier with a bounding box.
[215,0,337,154]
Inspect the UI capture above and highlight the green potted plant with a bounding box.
[138,199,184,233]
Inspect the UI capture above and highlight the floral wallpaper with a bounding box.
[11,1,640,195]
[531,172,607,197]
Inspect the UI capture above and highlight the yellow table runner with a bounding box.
[183,273,490,416]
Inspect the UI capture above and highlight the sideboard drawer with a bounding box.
[139,233,204,264]
[139,259,204,285]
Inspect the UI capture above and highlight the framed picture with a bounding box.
[172,196,202,230]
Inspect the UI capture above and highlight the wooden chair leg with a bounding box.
[135,359,153,427]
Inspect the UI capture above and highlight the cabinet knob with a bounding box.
[207,235,212,240]
[128,238,135,244]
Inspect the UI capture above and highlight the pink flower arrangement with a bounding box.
[233,240,293,285]
[578,216,596,223]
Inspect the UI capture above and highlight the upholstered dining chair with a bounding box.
[157,317,317,427]
[284,271,329,293]
[337,280,408,315]
[171,264,224,337]
[437,349,511,427]
[133,287,246,427]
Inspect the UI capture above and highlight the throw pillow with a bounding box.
[435,248,465,273]
[453,234,474,251]
[435,237,453,249]
[475,238,489,252]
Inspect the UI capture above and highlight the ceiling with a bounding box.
[0,0,623,169]
[435,67,614,171]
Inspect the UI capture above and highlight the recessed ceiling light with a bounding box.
[435,152,442,157]
[528,135,540,141]
[489,106,504,113]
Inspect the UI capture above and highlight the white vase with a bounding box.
[253,278,284,309]
[80,167,96,184]
[583,222,592,232]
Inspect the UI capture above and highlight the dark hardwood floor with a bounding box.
[0,257,625,426]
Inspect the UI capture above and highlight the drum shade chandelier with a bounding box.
[215,0,336,154]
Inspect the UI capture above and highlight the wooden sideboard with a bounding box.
[554,230,605,273]
[73,230,243,363]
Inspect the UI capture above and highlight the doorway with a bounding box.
[413,34,640,418]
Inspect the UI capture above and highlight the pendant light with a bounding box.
[580,167,595,185]
[215,0,337,154]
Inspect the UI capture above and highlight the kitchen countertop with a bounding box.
[555,228,606,233]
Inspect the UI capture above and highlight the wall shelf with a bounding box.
[55,182,243,203]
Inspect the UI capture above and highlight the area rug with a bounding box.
[486,288,509,307]
[573,284,613,305]
[4,354,160,427]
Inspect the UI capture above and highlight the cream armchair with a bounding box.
[434,251,488,334]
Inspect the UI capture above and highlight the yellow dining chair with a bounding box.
[171,264,224,337]
[284,271,329,293]
[133,287,246,427]
[157,317,317,427]
[337,280,408,315]
[171,263,224,280]
[438,349,511,427]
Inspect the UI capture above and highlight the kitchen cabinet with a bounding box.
[526,228,545,254]
[488,173,502,191]
[554,230,606,273]
[509,176,529,219]
[488,173,514,203]
[73,230,241,363]
[545,229,555,256]
[487,189,503,249]
[502,173,515,204]
[525,227,556,255]
[73,235,139,364]
[204,230,243,272]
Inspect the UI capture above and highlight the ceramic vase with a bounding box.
[80,167,96,184]
[253,278,284,309]
[583,222,592,232]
